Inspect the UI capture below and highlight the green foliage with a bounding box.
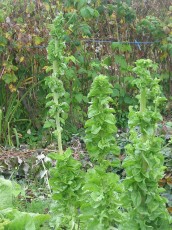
[0,1,172,229]
[82,75,124,229]
[48,148,84,229]
[80,6,99,19]
[122,59,172,229]
[0,0,171,147]
[0,178,13,210]
[0,0,171,146]
[0,209,49,230]
[20,199,50,215]
[0,0,50,146]
[0,178,49,230]
[105,43,137,127]
[45,13,69,154]
[116,2,136,23]
[1,62,18,84]
[137,16,165,39]
[80,166,123,230]
[85,75,120,164]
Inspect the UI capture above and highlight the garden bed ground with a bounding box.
[0,131,172,216]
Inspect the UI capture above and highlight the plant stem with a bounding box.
[140,88,146,113]
[140,88,147,143]
[7,122,13,146]
[53,59,63,154]
[0,109,2,143]
[56,106,63,154]
[13,128,20,148]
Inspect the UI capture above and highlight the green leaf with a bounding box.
[124,96,134,104]
[83,96,88,103]
[80,6,98,19]
[112,88,120,97]
[2,73,17,84]
[8,214,35,230]
[91,126,101,135]
[48,152,59,160]
[90,192,104,202]
[77,0,87,9]
[34,36,44,45]
[2,210,49,230]
[88,107,99,118]
[0,178,13,210]
[103,56,112,66]
[74,93,83,103]
[43,119,55,129]
[80,7,90,18]
[80,23,91,36]
[104,115,115,124]
[0,10,5,23]
[66,55,77,64]
[131,191,142,207]
[111,42,121,50]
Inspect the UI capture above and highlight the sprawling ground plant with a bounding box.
[122,59,172,229]
[80,75,123,229]
[0,177,49,229]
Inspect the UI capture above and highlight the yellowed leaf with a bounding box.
[44,3,50,11]
[22,77,33,85]
[34,36,44,45]
[161,39,167,45]
[9,84,17,92]
[111,13,116,20]
[19,56,24,63]
[5,32,11,39]
[42,66,49,70]
[160,52,168,61]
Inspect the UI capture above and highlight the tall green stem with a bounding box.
[53,59,63,154]
[140,89,146,113]
[54,94,63,155]
[0,109,2,143]
[140,88,147,142]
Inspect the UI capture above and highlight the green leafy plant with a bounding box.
[0,79,45,146]
[44,13,85,229]
[81,75,124,229]
[0,177,49,230]
[85,75,120,165]
[103,43,136,128]
[45,13,69,154]
[136,16,165,40]
[122,59,172,229]
[80,165,123,230]
[48,149,84,229]
[45,15,84,227]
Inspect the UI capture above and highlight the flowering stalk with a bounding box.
[81,75,123,229]
[85,74,120,166]
[45,14,68,154]
[122,59,171,229]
